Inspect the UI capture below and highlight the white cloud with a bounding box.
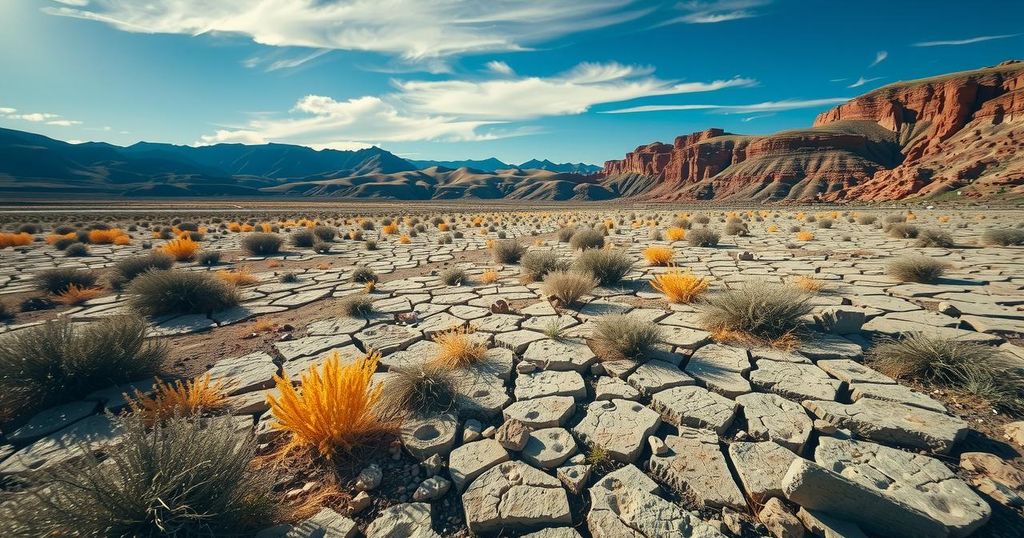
[45,0,654,63]
[47,120,83,126]
[602,97,849,114]
[869,50,887,68]
[663,0,770,25]
[485,60,515,76]
[913,34,1019,47]
[199,61,754,148]
[246,49,331,72]
[12,112,61,122]
[847,76,882,88]
[0,107,16,114]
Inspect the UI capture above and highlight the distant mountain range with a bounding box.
[408,158,600,174]
[0,127,603,199]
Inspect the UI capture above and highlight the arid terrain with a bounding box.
[1,202,1023,537]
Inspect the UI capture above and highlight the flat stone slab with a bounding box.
[514,370,586,401]
[495,329,547,354]
[804,399,968,455]
[684,344,751,397]
[521,427,578,469]
[449,438,510,491]
[522,337,596,372]
[472,313,524,333]
[401,414,458,460]
[573,399,661,463]
[729,441,800,503]
[7,400,98,443]
[462,460,572,535]
[648,428,747,511]
[275,334,353,361]
[355,324,423,354]
[305,316,368,336]
[818,359,894,385]
[594,376,641,401]
[291,507,358,538]
[587,465,726,538]
[794,333,864,360]
[503,396,576,428]
[862,316,1003,345]
[0,415,120,475]
[816,437,990,538]
[206,351,278,395]
[627,359,695,396]
[661,325,713,350]
[451,370,510,418]
[650,385,738,435]
[365,502,439,538]
[849,382,946,413]
[735,392,813,453]
[750,360,840,402]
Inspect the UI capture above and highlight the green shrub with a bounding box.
[699,284,812,340]
[241,233,283,255]
[569,229,605,250]
[520,251,569,282]
[590,314,663,362]
[0,316,165,420]
[887,255,946,283]
[492,240,526,264]
[35,268,98,294]
[687,228,720,247]
[0,415,272,537]
[128,270,239,316]
[573,249,633,286]
[110,252,174,289]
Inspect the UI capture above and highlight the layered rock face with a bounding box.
[602,60,1024,201]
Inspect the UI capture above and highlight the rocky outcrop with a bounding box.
[602,60,1024,202]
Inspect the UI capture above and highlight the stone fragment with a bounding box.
[573,399,661,463]
[462,461,572,535]
[355,463,382,491]
[448,439,510,491]
[413,476,451,502]
[514,370,586,401]
[750,360,840,402]
[207,351,278,395]
[650,385,738,435]
[627,359,695,396]
[522,337,596,372]
[365,502,439,538]
[288,507,358,538]
[735,392,812,453]
[817,359,894,385]
[503,395,576,428]
[684,343,751,397]
[814,306,865,335]
[594,376,641,400]
[759,497,804,538]
[796,508,867,538]
[728,441,799,503]
[804,399,967,454]
[521,427,577,469]
[7,400,97,443]
[648,428,746,510]
[495,419,531,451]
[401,414,458,460]
[557,463,592,495]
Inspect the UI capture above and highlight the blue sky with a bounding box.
[1,0,1021,165]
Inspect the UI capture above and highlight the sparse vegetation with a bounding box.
[241,233,283,256]
[431,327,488,368]
[541,270,597,306]
[981,228,1024,246]
[379,365,458,417]
[128,374,228,425]
[128,270,240,316]
[520,251,568,282]
[651,270,710,303]
[887,223,919,239]
[699,284,812,341]
[687,228,720,247]
[159,237,200,261]
[887,255,946,283]
[643,246,674,266]
[569,228,605,250]
[339,294,375,317]
[492,239,527,264]
[35,268,98,295]
[440,267,467,285]
[590,314,663,362]
[574,249,633,286]
[351,267,379,284]
[916,228,955,248]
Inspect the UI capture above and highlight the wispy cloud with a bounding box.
[44,0,655,66]
[869,50,887,68]
[847,76,882,88]
[0,107,16,114]
[741,113,774,122]
[601,97,848,114]
[47,120,83,126]
[245,49,331,72]
[663,0,770,25]
[200,61,756,147]
[485,60,515,76]
[912,33,1019,47]
[1,107,84,127]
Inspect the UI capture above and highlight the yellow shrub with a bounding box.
[666,227,686,241]
[382,223,399,235]
[267,351,392,459]
[240,224,255,232]
[651,270,710,303]
[45,232,75,244]
[55,284,103,305]
[438,223,450,231]
[643,246,674,266]
[128,374,228,425]
[88,228,127,244]
[480,270,499,284]
[793,275,824,292]
[159,237,200,261]
[399,234,411,244]
[113,235,132,245]
[767,224,779,233]
[217,268,258,286]
[796,231,814,241]
[0,232,34,248]
[259,223,273,232]
[906,212,916,221]
[431,327,488,368]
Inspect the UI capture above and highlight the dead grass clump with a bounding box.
[869,334,1023,413]
[241,233,283,256]
[520,251,568,282]
[111,252,175,289]
[440,267,468,286]
[792,275,825,292]
[541,270,597,306]
[887,223,919,239]
[351,267,378,284]
[981,228,1024,246]
[590,314,663,362]
[35,268,98,295]
[128,374,228,424]
[339,294,375,317]
[887,255,946,284]
[217,268,259,287]
[699,284,812,342]
[479,270,500,284]
[431,327,488,368]
[665,227,686,241]
[651,270,709,303]
[687,228,720,247]
[492,239,527,264]
[915,228,955,248]
[573,249,633,286]
[54,284,103,306]
[643,246,674,266]
[128,270,240,316]
[379,365,458,417]
[569,228,605,250]
[0,232,34,248]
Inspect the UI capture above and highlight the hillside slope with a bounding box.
[602,60,1024,202]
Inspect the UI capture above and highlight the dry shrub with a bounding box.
[0,232,34,248]
[666,227,686,241]
[643,246,674,266]
[35,268,98,294]
[796,231,814,241]
[128,374,228,424]
[479,270,499,284]
[440,267,467,285]
[128,270,239,316]
[541,270,596,306]
[339,294,375,317]
[241,233,283,256]
[87,228,129,244]
[55,284,103,306]
[981,228,1024,247]
[887,223,919,239]
[492,239,526,264]
[0,415,272,537]
[431,327,488,368]
[267,351,394,459]
[520,251,568,282]
[159,237,200,261]
[651,270,709,303]
[590,314,663,362]
[110,252,175,289]
[792,275,825,292]
[687,228,720,247]
[887,255,946,283]
[916,228,955,248]
[217,267,259,287]
[379,365,458,417]
[574,249,633,286]
[699,284,812,342]
[569,228,605,250]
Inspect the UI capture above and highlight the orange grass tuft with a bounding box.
[480,270,499,284]
[217,267,259,286]
[159,236,200,261]
[793,275,825,292]
[650,270,709,303]
[431,327,488,368]
[87,228,128,244]
[0,232,34,248]
[266,351,394,460]
[54,284,103,305]
[643,246,674,266]
[796,231,814,241]
[45,232,76,245]
[127,373,228,425]
[665,227,686,241]
[399,234,411,244]
[382,223,399,235]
